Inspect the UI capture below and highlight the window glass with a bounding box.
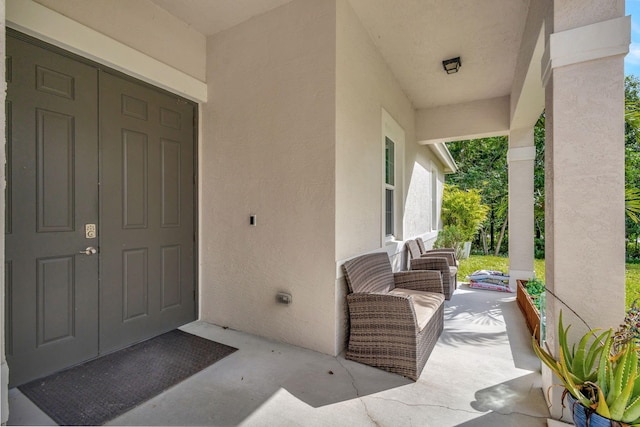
[385,137,394,186]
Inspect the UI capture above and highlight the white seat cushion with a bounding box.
[388,289,444,331]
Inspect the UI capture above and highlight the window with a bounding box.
[385,137,395,237]
[431,167,438,230]
[381,108,404,243]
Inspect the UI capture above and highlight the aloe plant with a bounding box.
[533,311,640,425]
[593,335,640,424]
[532,312,608,407]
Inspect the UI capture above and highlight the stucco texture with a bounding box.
[335,0,439,261]
[201,0,338,355]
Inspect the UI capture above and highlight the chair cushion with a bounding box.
[342,253,395,293]
[388,289,444,332]
[449,266,458,276]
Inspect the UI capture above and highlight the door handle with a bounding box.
[78,246,98,255]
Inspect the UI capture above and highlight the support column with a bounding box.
[542,0,628,420]
[1,1,8,423]
[508,129,536,290]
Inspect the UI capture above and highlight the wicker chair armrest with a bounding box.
[410,256,449,273]
[346,293,417,327]
[393,270,444,294]
[422,252,455,266]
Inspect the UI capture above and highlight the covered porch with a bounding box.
[8,285,550,426]
[0,0,630,425]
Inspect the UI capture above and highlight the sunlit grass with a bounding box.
[459,255,638,309]
[458,255,545,282]
[626,264,640,308]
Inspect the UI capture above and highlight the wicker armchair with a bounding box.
[342,252,445,381]
[416,237,460,266]
[406,239,457,300]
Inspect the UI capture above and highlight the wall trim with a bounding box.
[429,143,458,174]
[507,146,536,163]
[542,15,630,87]
[7,0,207,102]
[1,360,8,424]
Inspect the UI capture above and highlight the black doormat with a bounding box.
[19,329,238,426]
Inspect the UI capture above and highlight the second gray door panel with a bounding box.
[99,72,195,353]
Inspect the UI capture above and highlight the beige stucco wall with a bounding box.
[32,0,206,81]
[334,0,444,351]
[416,96,510,144]
[335,0,439,261]
[201,0,338,355]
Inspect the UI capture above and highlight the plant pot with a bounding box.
[461,241,471,259]
[567,393,620,427]
[516,279,540,343]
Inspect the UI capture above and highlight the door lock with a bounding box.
[85,224,97,239]
[78,246,98,255]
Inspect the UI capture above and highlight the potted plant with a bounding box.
[533,309,640,427]
[438,184,488,259]
[516,278,545,343]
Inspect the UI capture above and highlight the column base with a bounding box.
[508,268,535,290]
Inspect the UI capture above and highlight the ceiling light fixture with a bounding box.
[442,57,461,74]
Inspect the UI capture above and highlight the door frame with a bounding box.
[5,27,201,358]
[3,3,203,415]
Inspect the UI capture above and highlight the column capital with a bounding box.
[542,15,630,86]
[507,146,535,163]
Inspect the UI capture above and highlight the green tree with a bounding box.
[534,114,546,258]
[625,76,640,262]
[446,119,546,257]
[440,184,489,241]
[446,136,508,254]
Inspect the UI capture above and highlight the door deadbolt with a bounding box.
[78,247,98,255]
[85,223,97,239]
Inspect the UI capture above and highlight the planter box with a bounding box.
[516,279,540,344]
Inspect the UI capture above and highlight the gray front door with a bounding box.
[6,33,197,387]
[6,35,100,386]
[99,72,195,354]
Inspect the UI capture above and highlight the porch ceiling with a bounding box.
[149,0,295,37]
[150,0,529,111]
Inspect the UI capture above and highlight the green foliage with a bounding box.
[446,124,546,255]
[626,77,640,262]
[534,238,545,260]
[433,225,465,260]
[446,136,508,252]
[525,278,545,311]
[627,241,640,264]
[627,187,640,224]
[626,76,640,240]
[532,312,608,408]
[533,312,640,424]
[440,184,489,241]
[626,265,640,308]
[534,114,545,242]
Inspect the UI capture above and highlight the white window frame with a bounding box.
[385,137,395,238]
[381,109,404,244]
[431,166,439,231]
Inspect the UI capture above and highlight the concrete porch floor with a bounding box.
[7,285,552,426]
